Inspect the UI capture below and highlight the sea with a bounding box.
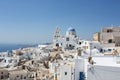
[0,44,37,52]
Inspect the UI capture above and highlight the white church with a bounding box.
[53,27,80,50]
[53,27,102,54]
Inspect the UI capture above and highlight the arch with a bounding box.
[56,43,59,47]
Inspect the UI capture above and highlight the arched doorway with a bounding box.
[56,43,59,47]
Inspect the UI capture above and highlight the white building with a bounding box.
[53,27,80,50]
[80,40,102,55]
[9,69,28,80]
[0,68,9,80]
[0,51,20,70]
[73,55,120,80]
[53,27,102,54]
[74,58,85,80]
[58,64,74,80]
[0,56,19,69]
[87,56,120,80]
[0,51,13,58]
[49,59,75,80]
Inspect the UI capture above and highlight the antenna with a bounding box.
[90,40,92,57]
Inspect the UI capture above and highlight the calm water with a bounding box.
[0,44,35,52]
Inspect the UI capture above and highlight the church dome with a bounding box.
[67,27,76,32]
[66,27,76,36]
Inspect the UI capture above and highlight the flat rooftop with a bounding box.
[91,56,120,67]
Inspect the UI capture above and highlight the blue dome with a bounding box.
[67,27,76,32]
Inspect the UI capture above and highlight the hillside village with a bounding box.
[0,27,120,80]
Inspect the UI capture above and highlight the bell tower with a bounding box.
[53,27,62,47]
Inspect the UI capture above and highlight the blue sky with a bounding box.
[0,0,120,44]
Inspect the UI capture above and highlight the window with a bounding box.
[8,73,9,78]
[1,72,3,74]
[108,49,112,51]
[21,75,23,79]
[115,44,120,47]
[69,44,72,47]
[66,37,69,41]
[72,73,73,75]
[32,61,34,64]
[108,39,112,43]
[65,72,67,75]
[22,66,25,69]
[24,77,26,79]
[56,43,59,47]
[79,42,81,45]
[4,60,6,63]
[107,29,112,33]
[107,30,109,32]
[1,76,4,79]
